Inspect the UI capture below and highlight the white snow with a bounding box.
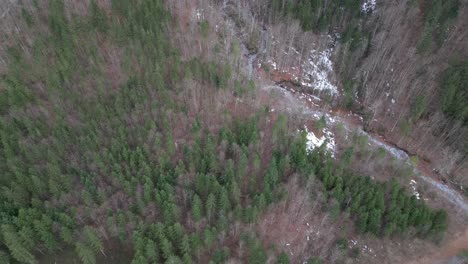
[262,84,468,216]
[410,179,421,200]
[195,9,205,20]
[361,0,376,13]
[301,48,338,95]
[303,126,336,157]
[267,59,278,70]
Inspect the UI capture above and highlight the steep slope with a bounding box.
[0,0,465,264]
[232,0,467,196]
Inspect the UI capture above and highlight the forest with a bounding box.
[0,0,460,263]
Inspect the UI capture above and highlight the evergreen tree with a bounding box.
[218,187,231,212]
[358,211,369,233]
[1,224,37,264]
[160,237,174,260]
[205,193,216,221]
[192,194,203,222]
[75,241,96,264]
[277,252,290,264]
[83,226,103,254]
[180,234,191,256]
[145,239,159,262]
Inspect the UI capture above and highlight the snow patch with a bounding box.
[267,59,277,70]
[303,126,335,157]
[195,9,204,20]
[410,179,421,200]
[301,48,338,95]
[361,0,376,13]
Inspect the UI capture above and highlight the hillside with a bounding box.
[0,1,466,264]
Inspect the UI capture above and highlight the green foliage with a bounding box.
[411,96,428,121]
[335,237,348,251]
[212,247,230,263]
[440,62,468,125]
[269,0,366,51]
[89,0,109,33]
[399,119,412,138]
[297,1,347,31]
[0,0,449,262]
[83,226,103,253]
[418,0,460,52]
[307,256,323,264]
[276,252,290,264]
[191,194,203,222]
[315,115,327,131]
[309,149,448,238]
[200,20,210,38]
[243,234,267,264]
[1,224,37,264]
[75,242,96,264]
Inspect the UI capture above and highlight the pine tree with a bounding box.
[1,224,37,264]
[33,215,57,250]
[430,210,448,234]
[205,193,216,221]
[229,181,241,205]
[291,131,307,170]
[191,194,203,221]
[358,211,369,233]
[60,226,74,244]
[368,209,382,235]
[307,256,323,264]
[169,223,184,246]
[256,193,267,212]
[182,253,192,264]
[203,228,215,248]
[383,222,396,237]
[165,255,183,264]
[160,237,174,260]
[145,239,159,262]
[248,238,267,264]
[0,250,10,264]
[75,241,96,264]
[163,202,180,223]
[131,253,148,264]
[143,178,154,203]
[236,152,248,180]
[218,187,231,212]
[264,159,279,188]
[83,226,103,254]
[221,159,235,184]
[180,234,191,256]
[89,0,109,33]
[277,252,290,264]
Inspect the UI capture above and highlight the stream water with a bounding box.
[246,48,468,215]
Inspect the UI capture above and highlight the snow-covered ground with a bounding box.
[301,49,338,95]
[361,0,376,13]
[194,9,204,20]
[263,83,468,215]
[410,179,421,200]
[303,126,336,158]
